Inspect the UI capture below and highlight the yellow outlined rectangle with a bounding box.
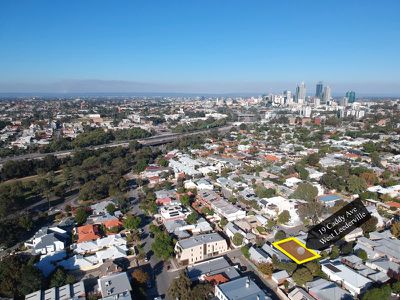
[272,237,321,264]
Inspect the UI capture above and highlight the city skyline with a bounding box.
[0,0,399,95]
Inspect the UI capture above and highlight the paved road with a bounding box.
[126,186,179,299]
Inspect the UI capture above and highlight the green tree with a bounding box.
[0,254,43,299]
[49,267,75,288]
[241,245,250,258]
[392,281,400,294]
[347,175,367,194]
[149,224,162,235]
[106,203,116,215]
[185,212,198,225]
[292,268,313,286]
[18,215,33,231]
[306,153,320,166]
[180,194,191,207]
[340,242,354,255]
[304,261,321,276]
[370,152,382,167]
[295,165,309,180]
[37,174,55,211]
[190,283,213,299]
[278,210,291,224]
[391,222,400,238]
[132,268,149,284]
[123,215,141,231]
[274,230,286,241]
[151,232,174,260]
[201,207,214,216]
[363,141,378,153]
[362,285,391,300]
[232,233,244,246]
[254,186,276,198]
[75,207,88,225]
[167,271,192,300]
[157,157,169,167]
[258,263,273,276]
[330,245,340,259]
[290,183,318,202]
[219,217,228,227]
[356,249,368,261]
[361,216,378,234]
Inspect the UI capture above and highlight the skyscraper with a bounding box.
[346,91,356,103]
[315,81,323,98]
[296,82,306,103]
[322,86,331,103]
[283,90,292,104]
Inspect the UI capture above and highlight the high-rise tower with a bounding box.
[296,82,306,103]
[322,86,331,103]
[315,81,323,98]
[346,91,356,103]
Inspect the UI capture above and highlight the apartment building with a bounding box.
[174,233,228,265]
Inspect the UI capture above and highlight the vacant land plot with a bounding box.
[273,237,320,264]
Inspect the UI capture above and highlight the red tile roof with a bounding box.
[204,273,229,285]
[103,219,122,229]
[387,201,400,209]
[77,224,101,243]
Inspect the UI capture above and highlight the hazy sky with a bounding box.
[0,0,399,95]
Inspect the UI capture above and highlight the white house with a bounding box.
[24,227,67,255]
[259,196,300,227]
[321,259,372,296]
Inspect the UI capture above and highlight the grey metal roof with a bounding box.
[367,257,400,273]
[98,272,132,298]
[249,247,270,263]
[187,257,240,280]
[34,233,63,250]
[217,277,270,300]
[358,266,390,283]
[288,288,314,300]
[307,278,352,300]
[25,281,85,300]
[177,233,225,249]
[262,243,290,262]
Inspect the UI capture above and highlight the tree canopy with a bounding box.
[0,254,43,299]
[290,183,318,202]
[278,210,291,224]
[232,233,244,246]
[151,232,174,260]
[123,215,141,231]
[74,207,89,225]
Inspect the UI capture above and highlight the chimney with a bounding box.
[246,278,250,288]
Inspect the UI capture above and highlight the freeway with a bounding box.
[0,124,234,165]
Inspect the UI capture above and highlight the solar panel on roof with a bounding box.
[325,263,341,273]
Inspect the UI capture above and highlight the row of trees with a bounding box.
[1,154,61,181]
[45,127,151,150]
[172,117,227,133]
[168,272,213,300]
[0,254,78,299]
